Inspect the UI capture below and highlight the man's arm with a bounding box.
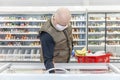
[40,32,55,73]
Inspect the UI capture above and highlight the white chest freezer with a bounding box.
[0,63,119,80]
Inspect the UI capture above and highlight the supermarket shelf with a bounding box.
[72,26,86,28]
[0,46,41,48]
[0,54,40,61]
[107,20,120,22]
[74,45,86,47]
[72,32,86,34]
[88,45,105,47]
[88,26,105,28]
[107,26,120,28]
[73,39,86,41]
[107,32,120,34]
[110,57,120,63]
[71,20,86,22]
[88,32,105,34]
[0,39,40,41]
[88,20,105,22]
[106,39,120,41]
[0,58,40,61]
[0,32,38,34]
[0,14,44,62]
[106,45,120,47]
[0,26,40,28]
[110,57,120,59]
[88,39,105,41]
[0,20,47,22]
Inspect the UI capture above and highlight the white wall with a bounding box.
[0,0,120,13]
[0,6,120,13]
[0,0,120,6]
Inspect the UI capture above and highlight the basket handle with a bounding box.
[45,68,69,74]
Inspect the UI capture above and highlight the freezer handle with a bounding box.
[0,63,11,73]
[46,68,69,74]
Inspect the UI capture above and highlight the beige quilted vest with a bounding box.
[39,19,72,63]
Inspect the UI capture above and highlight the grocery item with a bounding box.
[75,47,87,56]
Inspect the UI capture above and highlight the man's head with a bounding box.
[52,8,71,31]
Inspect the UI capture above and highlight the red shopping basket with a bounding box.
[76,53,111,63]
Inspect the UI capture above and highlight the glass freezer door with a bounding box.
[87,13,106,52]
[106,13,120,59]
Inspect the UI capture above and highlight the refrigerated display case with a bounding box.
[106,13,120,57]
[87,12,106,52]
[0,14,52,61]
[0,7,120,62]
[0,12,87,62]
[71,12,87,50]
[87,12,120,62]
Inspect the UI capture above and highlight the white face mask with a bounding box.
[55,24,68,31]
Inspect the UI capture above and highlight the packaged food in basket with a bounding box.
[75,47,87,56]
[87,51,105,56]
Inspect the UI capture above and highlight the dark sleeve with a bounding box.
[40,32,55,61]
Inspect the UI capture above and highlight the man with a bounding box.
[39,8,73,73]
